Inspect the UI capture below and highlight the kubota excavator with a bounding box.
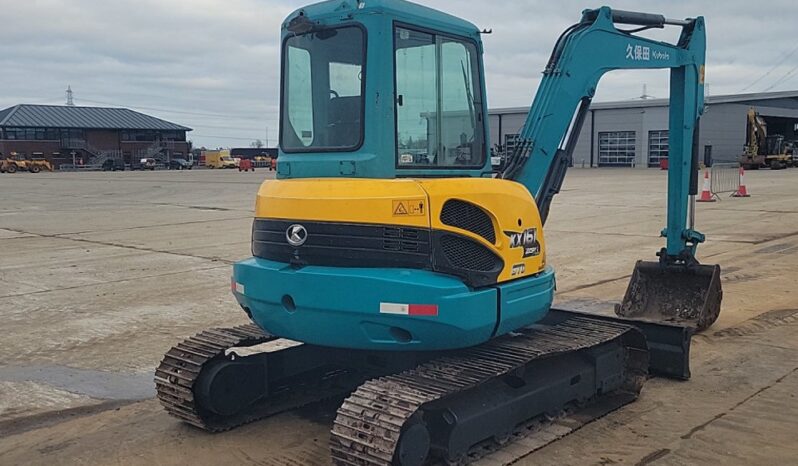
[156,2,722,464]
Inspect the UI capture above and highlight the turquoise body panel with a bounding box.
[494,271,557,336]
[233,257,555,350]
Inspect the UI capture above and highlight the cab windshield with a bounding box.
[281,26,365,152]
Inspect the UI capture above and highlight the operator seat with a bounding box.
[327,96,361,147]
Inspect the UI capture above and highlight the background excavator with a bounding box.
[739,107,793,169]
[156,2,722,464]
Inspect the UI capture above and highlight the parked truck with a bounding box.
[203,150,238,169]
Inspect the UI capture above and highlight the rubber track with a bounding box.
[155,323,279,432]
[329,317,647,465]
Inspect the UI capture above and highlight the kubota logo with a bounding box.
[504,227,540,258]
[286,224,308,247]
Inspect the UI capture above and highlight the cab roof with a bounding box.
[283,0,481,38]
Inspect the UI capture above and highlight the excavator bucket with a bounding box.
[616,261,722,331]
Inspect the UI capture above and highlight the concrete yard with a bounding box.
[1,168,797,465]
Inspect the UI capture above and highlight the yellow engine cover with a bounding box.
[254,177,546,284]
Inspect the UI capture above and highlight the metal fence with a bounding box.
[710,162,740,196]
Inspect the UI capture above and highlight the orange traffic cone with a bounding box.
[697,169,715,202]
[732,166,750,197]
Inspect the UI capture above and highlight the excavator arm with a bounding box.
[502,7,706,264]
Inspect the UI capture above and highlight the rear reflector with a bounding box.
[231,278,244,294]
[380,302,438,316]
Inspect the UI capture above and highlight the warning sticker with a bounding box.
[392,199,426,217]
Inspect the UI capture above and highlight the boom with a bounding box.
[502,7,706,263]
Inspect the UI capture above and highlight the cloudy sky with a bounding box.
[1,0,796,149]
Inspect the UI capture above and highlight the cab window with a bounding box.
[395,26,484,168]
[281,26,365,152]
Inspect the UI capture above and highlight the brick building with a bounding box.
[0,104,192,168]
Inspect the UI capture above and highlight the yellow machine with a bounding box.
[0,156,52,173]
[26,159,54,173]
[740,107,791,169]
[0,158,26,173]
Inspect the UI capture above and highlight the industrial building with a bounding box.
[489,90,798,168]
[0,104,192,168]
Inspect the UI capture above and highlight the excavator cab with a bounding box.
[277,2,491,180]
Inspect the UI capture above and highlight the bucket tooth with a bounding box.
[616,260,722,331]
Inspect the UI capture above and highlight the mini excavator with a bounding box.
[156,2,722,464]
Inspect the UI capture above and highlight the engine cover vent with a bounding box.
[440,199,496,244]
[439,235,502,272]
